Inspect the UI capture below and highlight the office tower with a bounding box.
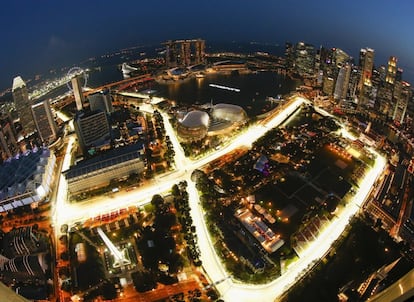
[385,56,398,85]
[333,48,350,68]
[396,68,403,82]
[71,75,85,111]
[377,65,387,83]
[357,48,375,109]
[322,77,335,96]
[294,42,316,77]
[314,46,322,74]
[284,42,294,71]
[377,84,394,117]
[348,67,360,99]
[88,89,113,114]
[317,47,337,81]
[317,46,332,70]
[334,63,351,100]
[0,113,18,160]
[31,100,57,143]
[392,81,411,124]
[74,110,111,154]
[358,48,375,91]
[0,132,11,160]
[12,76,35,135]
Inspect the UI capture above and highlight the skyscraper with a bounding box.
[71,75,85,111]
[294,42,316,77]
[0,113,18,160]
[322,77,335,96]
[385,56,398,85]
[12,76,35,135]
[88,89,113,114]
[180,41,191,66]
[377,84,394,117]
[74,110,111,154]
[392,81,411,124]
[164,39,206,68]
[334,63,351,100]
[333,48,350,68]
[358,48,375,91]
[194,39,205,65]
[284,42,294,71]
[31,100,58,144]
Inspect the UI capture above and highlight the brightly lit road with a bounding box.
[53,95,387,301]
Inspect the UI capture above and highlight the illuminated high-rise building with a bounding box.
[348,66,360,98]
[88,89,113,114]
[74,110,111,154]
[284,42,295,70]
[322,77,335,96]
[377,83,394,117]
[164,39,206,68]
[12,76,35,135]
[385,56,398,85]
[358,48,375,91]
[31,100,57,143]
[180,41,191,66]
[396,67,403,82]
[332,48,350,68]
[71,75,85,111]
[294,42,316,77]
[0,113,18,160]
[334,63,351,100]
[392,81,411,124]
[194,39,205,65]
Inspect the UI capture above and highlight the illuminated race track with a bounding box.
[53,96,387,301]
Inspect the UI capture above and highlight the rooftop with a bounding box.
[235,208,284,253]
[0,148,51,200]
[64,142,144,179]
[180,110,209,128]
[12,76,26,91]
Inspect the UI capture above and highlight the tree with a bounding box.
[151,194,164,208]
[59,235,68,246]
[132,272,157,292]
[60,251,69,261]
[171,184,180,197]
[61,279,72,292]
[101,282,118,300]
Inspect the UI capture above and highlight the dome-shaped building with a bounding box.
[177,110,210,141]
[211,103,247,123]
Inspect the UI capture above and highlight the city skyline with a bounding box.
[1,6,414,299]
[1,1,414,90]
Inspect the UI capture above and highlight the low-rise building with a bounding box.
[235,208,284,253]
[0,147,55,212]
[177,110,210,142]
[63,142,145,195]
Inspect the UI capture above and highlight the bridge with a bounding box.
[52,74,153,110]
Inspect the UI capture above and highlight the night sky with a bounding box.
[1,0,414,90]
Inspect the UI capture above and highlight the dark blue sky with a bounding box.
[2,0,414,90]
